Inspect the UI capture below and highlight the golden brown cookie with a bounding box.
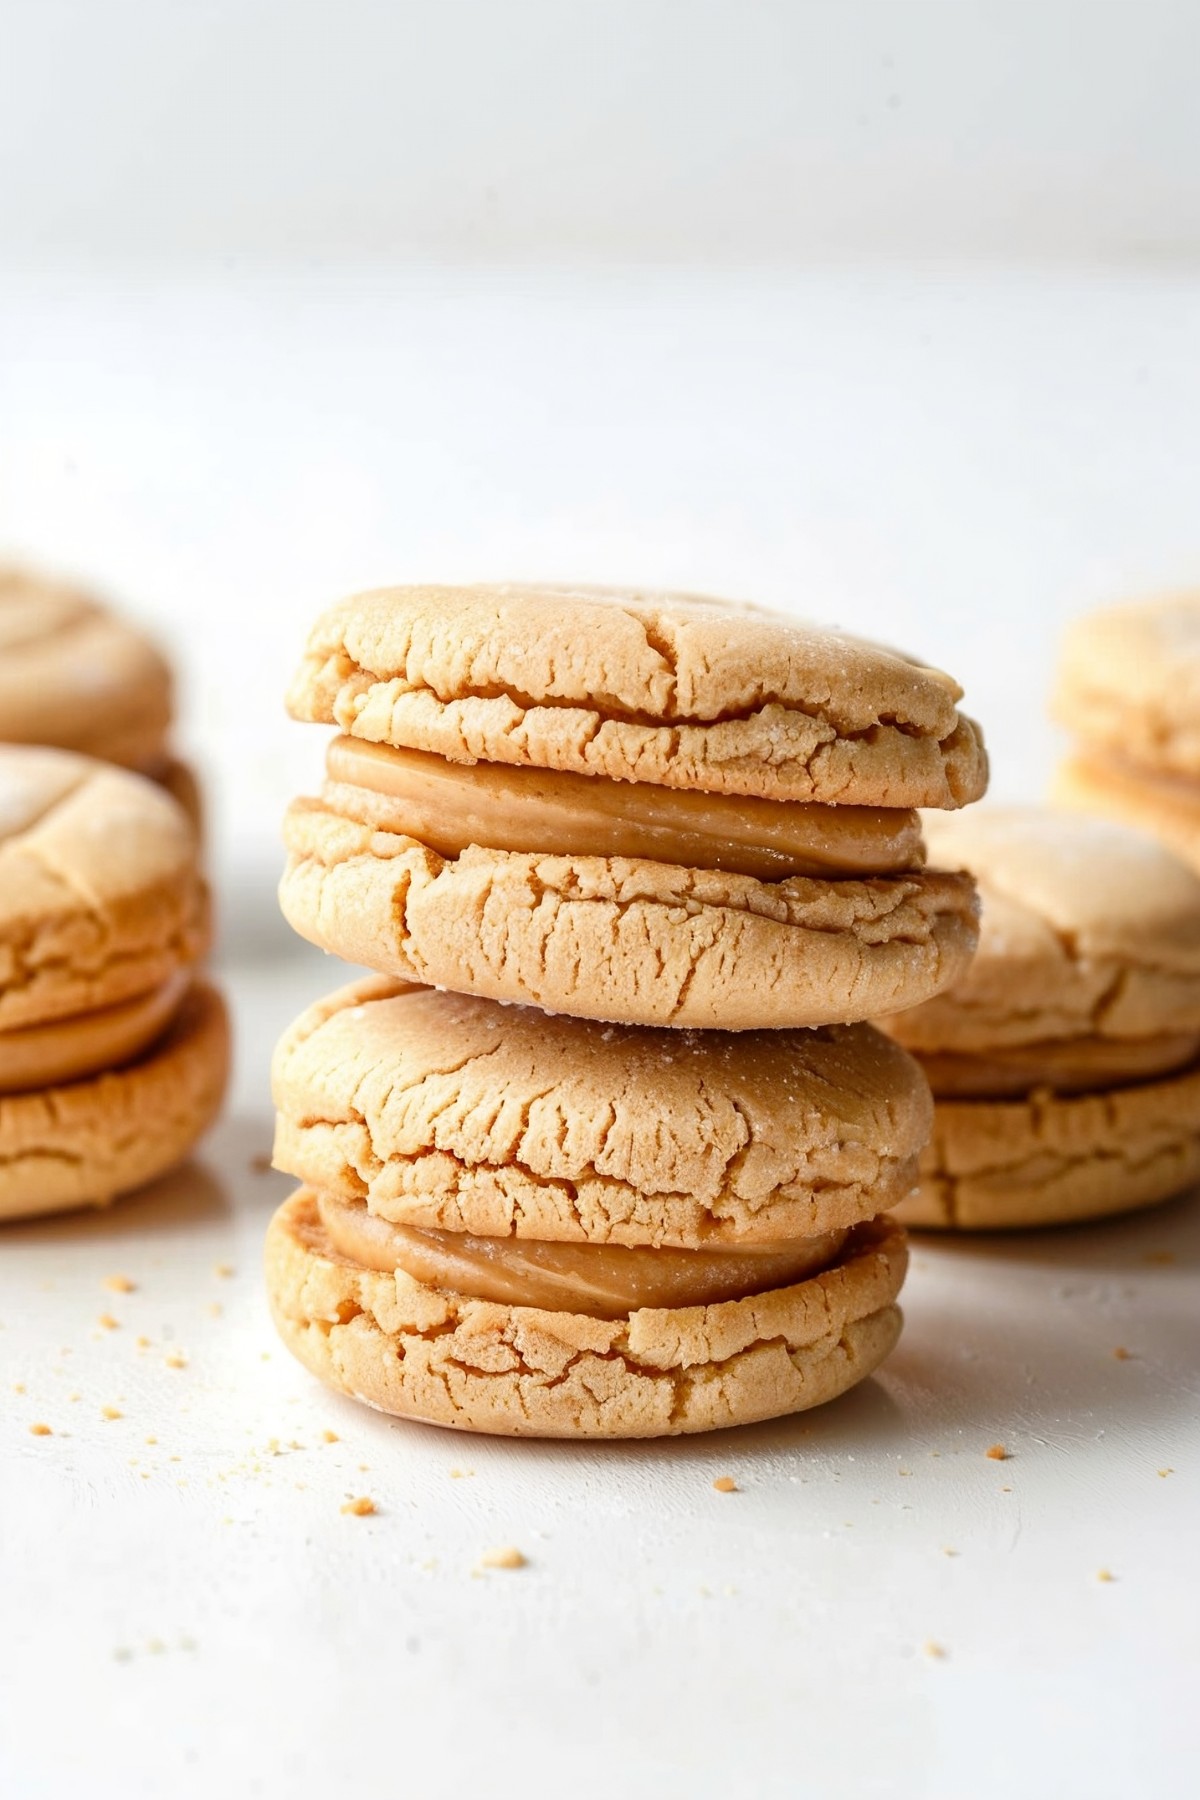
[885,807,1200,1228]
[0,745,227,1221]
[0,567,174,772]
[272,976,934,1246]
[0,982,230,1221]
[281,584,985,1028]
[1053,752,1200,876]
[266,1190,906,1438]
[1054,592,1200,781]
[266,979,920,1434]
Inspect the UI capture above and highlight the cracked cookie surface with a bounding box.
[895,1059,1200,1229]
[0,747,209,1031]
[265,1189,907,1437]
[287,583,988,808]
[280,801,979,1029]
[272,977,933,1245]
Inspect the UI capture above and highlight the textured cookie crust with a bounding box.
[0,568,173,769]
[272,977,933,1246]
[0,981,230,1222]
[1055,593,1200,778]
[886,808,1200,1054]
[280,801,979,1031]
[895,1056,1200,1229]
[1054,754,1200,876]
[287,584,988,808]
[265,1190,907,1438]
[0,748,209,1031]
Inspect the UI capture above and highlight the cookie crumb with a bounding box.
[164,1352,187,1370]
[145,1434,157,1445]
[12,1382,24,1394]
[97,1313,119,1331]
[104,1275,136,1294]
[29,1422,52,1437]
[923,1641,947,1660]
[213,1263,235,1279]
[479,1546,526,1570]
[449,1467,473,1479]
[321,1429,339,1444]
[206,1303,223,1319]
[1112,1346,1132,1361]
[985,1443,1010,1461]
[712,1475,738,1493]
[101,1406,122,1421]
[135,1335,151,1350]
[1157,1468,1174,1478]
[942,1548,959,1558]
[341,1496,376,1517]
[1097,1568,1116,1583]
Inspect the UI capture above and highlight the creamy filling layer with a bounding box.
[0,971,190,1095]
[918,1029,1200,1100]
[323,737,924,881]
[317,1194,849,1320]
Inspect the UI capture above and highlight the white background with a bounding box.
[2,6,1199,1798]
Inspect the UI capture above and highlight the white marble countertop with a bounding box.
[1,266,1199,1797]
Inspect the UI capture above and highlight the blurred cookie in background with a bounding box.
[883,807,1200,1230]
[1053,591,1200,870]
[0,564,202,831]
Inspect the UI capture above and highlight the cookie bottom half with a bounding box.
[0,981,230,1222]
[895,1057,1200,1230]
[265,1190,907,1438]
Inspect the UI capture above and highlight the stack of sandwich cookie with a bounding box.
[280,585,985,1028]
[268,584,988,1436]
[1054,591,1200,870]
[267,980,920,1437]
[0,746,229,1221]
[883,807,1200,1229]
[0,565,202,828]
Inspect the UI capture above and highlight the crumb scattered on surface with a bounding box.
[206,1303,223,1319]
[1097,1568,1116,1583]
[29,1422,52,1437]
[145,1435,157,1445]
[479,1546,526,1570]
[321,1429,339,1444]
[135,1335,151,1350]
[214,1263,235,1279]
[341,1496,376,1516]
[164,1352,187,1370]
[986,1443,1010,1461]
[449,1467,473,1478]
[97,1313,119,1331]
[12,1382,24,1394]
[712,1475,738,1493]
[1158,1468,1174,1478]
[101,1406,122,1421]
[942,1548,959,1557]
[924,1641,947,1660]
[1112,1346,1132,1361]
[104,1275,136,1294]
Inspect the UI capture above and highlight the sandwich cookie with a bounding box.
[884,807,1200,1229]
[0,746,229,1220]
[281,584,986,1029]
[266,977,924,1437]
[0,566,200,827]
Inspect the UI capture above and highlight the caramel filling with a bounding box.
[324,737,924,881]
[918,1030,1200,1100]
[0,972,190,1095]
[318,1195,848,1320]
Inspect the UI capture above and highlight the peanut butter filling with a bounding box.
[0,972,190,1095]
[918,1030,1200,1100]
[317,1194,849,1320]
[324,737,924,881]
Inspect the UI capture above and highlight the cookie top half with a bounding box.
[271,976,932,1247]
[0,568,173,770]
[287,583,987,808]
[0,746,209,1032]
[1055,592,1200,778]
[886,807,1200,1053]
